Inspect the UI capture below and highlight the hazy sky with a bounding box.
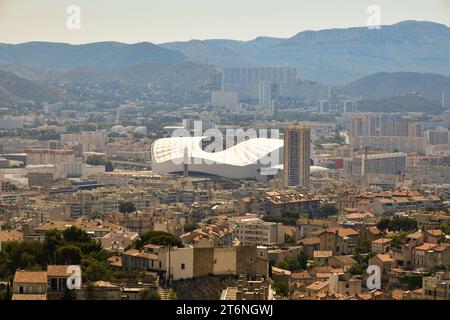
[1,0,450,44]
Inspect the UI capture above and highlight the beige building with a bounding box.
[284,125,311,187]
[371,237,393,254]
[423,272,450,300]
[28,171,54,188]
[313,227,360,256]
[235,217,285,246]
[12,271,48,300]
[221,275,274,300]
[26,149,76,165]
[121,245,269,282]
[329,273,362,297]
[11,265,81,300]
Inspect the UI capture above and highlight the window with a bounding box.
[51,278,58,291]
[181,263,185,270]
[19,286,24,294]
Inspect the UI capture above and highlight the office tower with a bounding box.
[270,83,280,103]
[284,125,311,187]
[348,153,407,176]
[317,100,330,114]
[0,116,24,130]
[258,81,272,107]
[363,113,377,136]
[350,117,364,137]
[223,67,297,86]
[26,149,76,165]
[270,100,279,117]
[407,123,423,138]
[443,91,450,109]
[269,83,280,116]
[427,128,450,145]
[349,113,376,137]
[343,100,357,113]
[379,115,423,137]
[381,119,409,137]
[60,130,108,153]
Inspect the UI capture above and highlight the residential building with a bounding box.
[372,238,393,254]
[422,272,450,300]
[284,125,311,187]
[12,271,47,300]
[235,217,285,246]
[313,227,360,255]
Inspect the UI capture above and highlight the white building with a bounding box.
[0,116,24,130]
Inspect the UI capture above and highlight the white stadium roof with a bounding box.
[151,136,283,179]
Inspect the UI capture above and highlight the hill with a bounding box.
[357,94,442,114]
[1,62,220,92]
[334,72,450,102]
[0,70,74,105]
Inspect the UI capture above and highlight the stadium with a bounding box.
[151,136,284,179]
[151,136,328,179]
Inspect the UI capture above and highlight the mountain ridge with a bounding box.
[162,20,450,84]
[1,21,450,85]
[0,41,186,70]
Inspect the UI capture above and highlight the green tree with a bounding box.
[63,226,91,243]
[63,286,76,300]
[183,222,200,233]
[377,219,390,231]
[387,232,408,248]
[135,231,183,249]
[139,289,161,300]
[55,245,82,265]
[349,264,364,275]
[388,218,418,233]
[168,290,178,300]
[318,204,338,218]
[285,234,296,245]
[0,241,45,278]
[357,239,372,254]
[272,280,288,297]
[5,282,11,301]
[400,275,422,290]
[299,251,308,270]
[82,258,113,282]
[441,222,450,235]
[43,229,63,262]
[119,202,136,215]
